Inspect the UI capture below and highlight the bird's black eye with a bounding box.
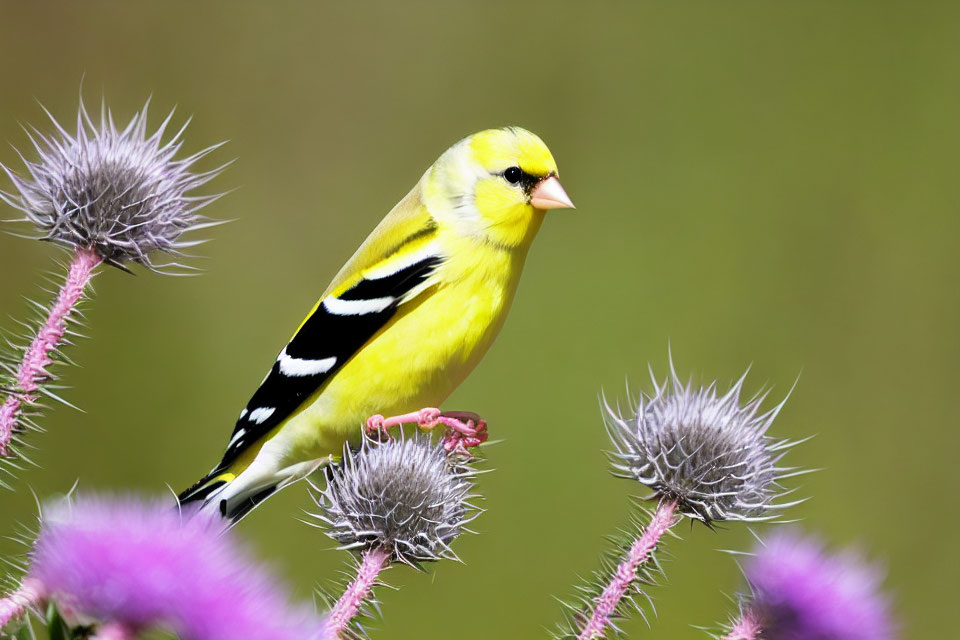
[503,166,522,184]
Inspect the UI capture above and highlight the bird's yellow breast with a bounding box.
[274,237,535,462]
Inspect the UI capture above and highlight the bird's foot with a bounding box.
[425,410,488,454]
[364,408,488,454]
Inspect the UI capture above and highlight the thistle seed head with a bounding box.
[311,434,480,565]
[605,360,801,523]
[0,97,227,272]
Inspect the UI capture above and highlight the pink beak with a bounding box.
[530,175,575,210]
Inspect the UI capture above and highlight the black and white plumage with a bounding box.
[179,251,444,515]
[217,255,443,469]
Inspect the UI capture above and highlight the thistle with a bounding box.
[720,530,896,640]
[605,361,799,524]
[559,360,803,639]
[0,494,324,639]
[1,98,225,269]
[309,433,480,638]
[0,97,226,481]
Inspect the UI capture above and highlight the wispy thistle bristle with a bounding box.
[716,529,897,640]
[1,509,42,596]
[0,96,228,272]
[604,359,800,524]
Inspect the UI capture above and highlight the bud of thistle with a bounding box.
[0,96,227,482]
[558,359,805,640]
[1,98,226,271]
[310,434,481,639]
[312,434,480,564]
[604,362,801,523]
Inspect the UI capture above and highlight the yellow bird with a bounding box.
[178,127,573,521]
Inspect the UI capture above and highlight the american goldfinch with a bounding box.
[178,127,573,521]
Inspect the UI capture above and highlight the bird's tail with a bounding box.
[177,468,240,516]
[178,459,325,524]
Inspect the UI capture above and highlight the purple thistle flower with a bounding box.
[1,97,227,271]
[736,530,897,640]
[4,494,325,640]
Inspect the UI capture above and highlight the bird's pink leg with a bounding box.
[365,408,442,438]
[365,408,488,452]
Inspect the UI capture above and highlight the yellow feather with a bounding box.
[281,230,536,461]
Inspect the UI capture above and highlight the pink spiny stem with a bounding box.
[322,547,391,639]
[577,500,678,640]
[722,607,763,640]
[0,246,101,456]
[0,578,46,627]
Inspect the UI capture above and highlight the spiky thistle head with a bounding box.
[733,529,897,640]
[0,97,227,272]
[311,434,480,565]
[605,360,801,524]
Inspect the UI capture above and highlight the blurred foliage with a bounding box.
[0,2,956,639]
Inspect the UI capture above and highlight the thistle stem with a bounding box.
[722,607,763,640]
[322,547,391,639]
[0,578,45,627]
[0,246,101,456]
[576,500,678,640]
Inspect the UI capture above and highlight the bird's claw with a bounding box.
[430,412,488,454]
[365,414,391,441]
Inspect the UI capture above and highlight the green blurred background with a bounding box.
[1,2,956,638]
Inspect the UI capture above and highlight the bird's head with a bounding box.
[423,127,574,249]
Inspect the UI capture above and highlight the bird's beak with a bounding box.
[530,175,575,210]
